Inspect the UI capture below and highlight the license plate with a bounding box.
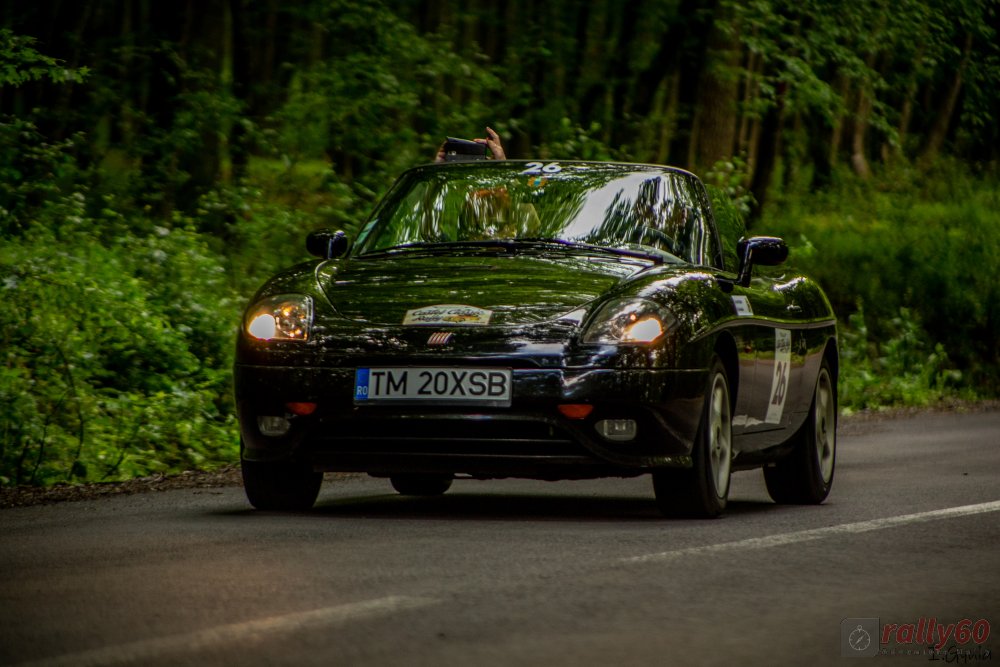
[354,367,512,406]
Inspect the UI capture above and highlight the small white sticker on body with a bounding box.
[732,295,753,317]
[765,329,792,424]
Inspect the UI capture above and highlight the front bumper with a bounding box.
[235,363,706,478]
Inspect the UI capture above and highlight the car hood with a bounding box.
[317,253,650,326]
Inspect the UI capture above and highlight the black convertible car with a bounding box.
[235,161,838,517]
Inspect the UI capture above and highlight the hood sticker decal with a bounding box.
[403,304,493,326]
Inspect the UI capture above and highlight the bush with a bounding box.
[839,307,968,410]
[0,123,242,485]
[0,209,240,485]
[760,163,1000,407]
[0,110,380,487]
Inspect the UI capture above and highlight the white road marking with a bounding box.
[622,500,1000,565]
[18,595,437,667]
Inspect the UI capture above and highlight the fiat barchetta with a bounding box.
[235,160,838,518]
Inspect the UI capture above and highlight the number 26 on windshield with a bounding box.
[520,162,561,174]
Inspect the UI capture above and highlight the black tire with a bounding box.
[764,359,837,504]
[390,474,453,496]
[241,454,322,511]
[653,357,732,519]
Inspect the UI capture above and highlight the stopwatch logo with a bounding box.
[842,618,880,658]
[849,625,872,651]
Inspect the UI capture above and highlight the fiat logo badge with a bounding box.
[427,332,454,346]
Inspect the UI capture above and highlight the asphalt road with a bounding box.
[2,409,998,666]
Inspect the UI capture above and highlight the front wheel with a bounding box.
[241,449,322,511]
[764,359,837,504]
[653,358,732,518]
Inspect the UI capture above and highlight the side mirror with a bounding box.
[728,236,788,288]
[306,229,350,259]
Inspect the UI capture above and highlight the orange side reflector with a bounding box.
[558,404,594,419]
[285,402,317,416]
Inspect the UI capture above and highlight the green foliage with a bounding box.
[0,128,361,486]
[839,307,967,410]
[704,153,756,219]
[535,118,618,161]
[272,1,502,183]
[1,225,240,485]
[760,161,1000,407]
[719,0,848,122]
[0,29,88,86]
[0,132,240,486]
[133,82,244,212]
[0,118,83,234]
[201,161,364,296]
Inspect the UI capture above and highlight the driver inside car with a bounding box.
[458,185,542,240]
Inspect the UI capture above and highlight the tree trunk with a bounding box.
[919,32,972,167]
[893,41,925,162]
[229,0,251,182]
[737,45,760,157]
[806,112,832,191]
[691,12,740,171]
[748,82,785,223]
[829,74,849,167]
[850,88,872,178]
[651,75,679,165]
[175,0,225,211]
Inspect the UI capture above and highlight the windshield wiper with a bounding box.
[512,238,666,264]
[359,240,519,257]
[361,238,667,264]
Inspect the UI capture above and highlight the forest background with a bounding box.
[2,0,998,486]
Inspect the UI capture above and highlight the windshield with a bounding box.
[354,161,715,265]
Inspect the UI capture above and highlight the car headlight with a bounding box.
[582,298,673,345]
[244,294,313,341]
